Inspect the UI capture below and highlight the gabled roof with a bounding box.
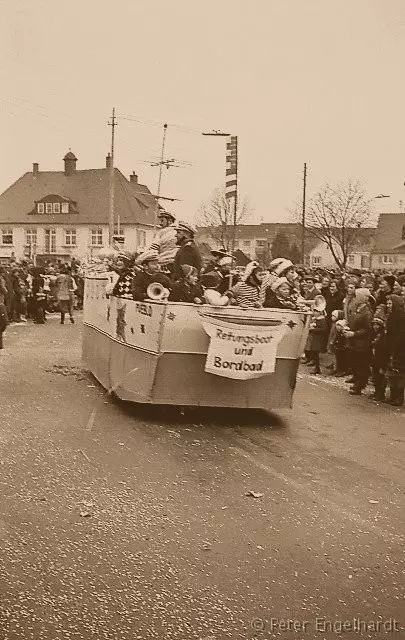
[0,167,156,226]
[373,213,405,254]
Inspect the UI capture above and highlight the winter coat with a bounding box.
[305,314,328,352]
[386,295,405,374]
[346,303,372,352]
[325,291,344,318]
[372,328,389,372]
[169,280,204,303]
[172,242,202,280]
[131,271,172,301]
[264,290,298,310]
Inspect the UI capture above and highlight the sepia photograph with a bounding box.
[0,0,404,638]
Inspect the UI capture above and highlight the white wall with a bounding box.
[0,224,155,262]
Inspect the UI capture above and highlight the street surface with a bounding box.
[0,316,404,640]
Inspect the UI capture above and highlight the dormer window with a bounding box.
[31,195,76,216]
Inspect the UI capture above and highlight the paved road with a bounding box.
[0,317,404,639]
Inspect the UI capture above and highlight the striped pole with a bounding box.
[226,136,238,253]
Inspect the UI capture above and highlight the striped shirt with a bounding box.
[136,225,178,266]
[229,281,261,307]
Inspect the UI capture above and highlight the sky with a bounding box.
[1,0,405,225]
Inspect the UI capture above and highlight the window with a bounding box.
[312,256,321,265]
[64,229,77,246]
[402,225,405,240]
[25,229,37,246]
[61,202,69,214]
[113,225,125,237]
[361,255,368,268]
[44,229,56,253]
[256,240,266,248]
[53,203,60,214]
[1,229,13,245]
[45,203,53,214]
[37,203,45,214]
[382,255,394,264]
[137,229,146,247]
[91,228,103,246]
[243,240,251,248]
[348,254,355,264]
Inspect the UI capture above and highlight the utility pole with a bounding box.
[301,162,307,265]
[108,107,117,246]
[153,123,168,233]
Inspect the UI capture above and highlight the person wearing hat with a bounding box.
[259,258,287,304]
[112,253,136,299]
[370,308,388,401]
[169,264,204,304]
[343,288,373,395]
[202,249,231,275]
[263,277,298,310]
[172,221,202,280]
[135,209,178,271]
[225,261,264,308]
[375,274,395,309]
[131,253,172,301]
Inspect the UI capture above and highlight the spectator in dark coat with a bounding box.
[169,265,203,303]
[370,314,388,401]
[343,288,373,395]
[172,222,201,280]
[385,295,405,406]
[304,309,328,374]
[132,255,172,301]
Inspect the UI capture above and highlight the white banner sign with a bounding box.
[201,316,287,380]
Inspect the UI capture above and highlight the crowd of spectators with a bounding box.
[1,212,404,409]
[0,258,84,348]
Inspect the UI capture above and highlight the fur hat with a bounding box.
[271,276,289,292]
[274,259,293,276]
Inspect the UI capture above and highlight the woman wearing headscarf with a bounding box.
[343,288,373,395]
[385,295,405,406]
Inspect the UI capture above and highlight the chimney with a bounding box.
[130,172,138,183]
[63,150,77,176]
[33,162,39,174]
[106,153,112,169]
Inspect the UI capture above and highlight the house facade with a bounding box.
[308,229,375,269]
[0,151,156,264]
[371,213,405,270]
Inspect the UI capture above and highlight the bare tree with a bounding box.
[197,188,252,252]
[304,179,373,269]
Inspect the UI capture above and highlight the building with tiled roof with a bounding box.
[371,213,405,269]
[0,151,157,264]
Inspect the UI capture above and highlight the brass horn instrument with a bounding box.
[146,282,170,301]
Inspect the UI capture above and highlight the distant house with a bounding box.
[371,213,405,269]
[307,228,375,269]
[0,151,156,264]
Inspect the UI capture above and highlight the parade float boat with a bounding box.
[82,274,311,410]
